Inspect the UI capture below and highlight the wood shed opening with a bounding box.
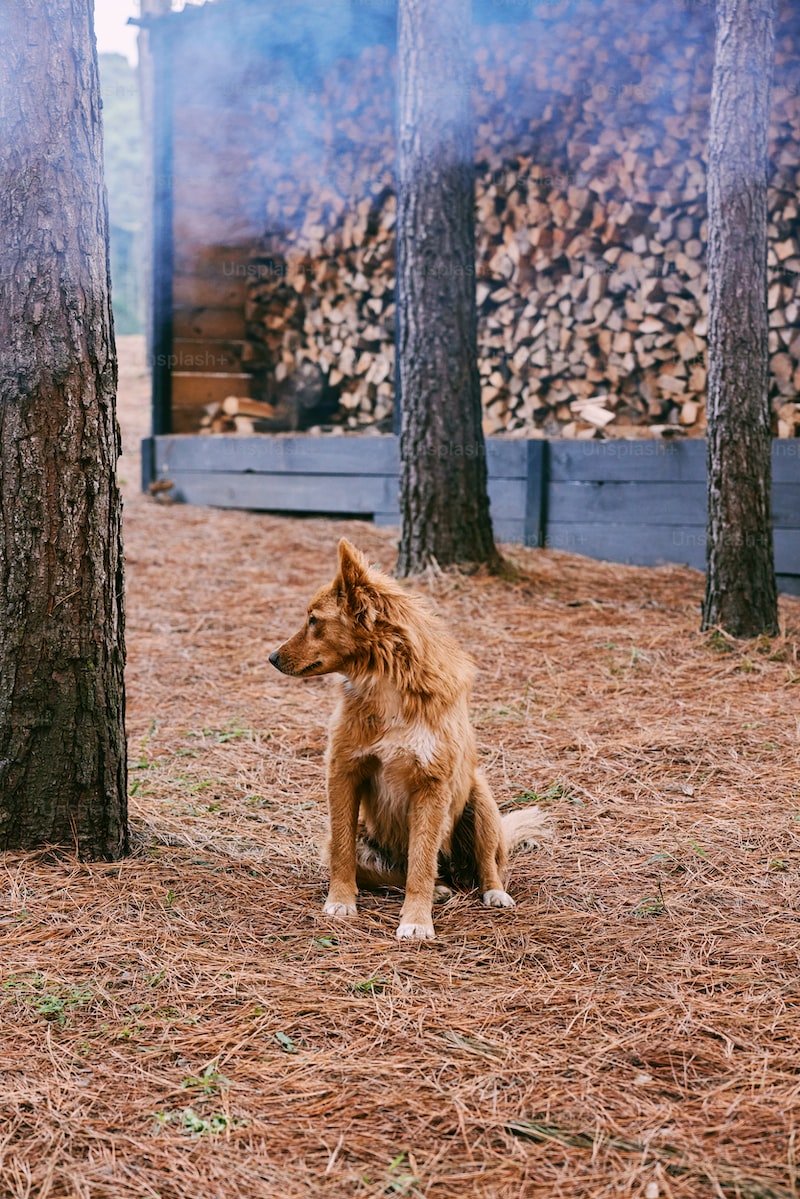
[141,0,800,589]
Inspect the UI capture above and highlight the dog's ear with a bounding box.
[337,539,378,626]
[338,538,371,589]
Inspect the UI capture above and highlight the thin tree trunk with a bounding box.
[0,0,128,857]
[396,0,499,575]
[702,0,778,637]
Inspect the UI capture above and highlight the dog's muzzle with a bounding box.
[268,649,282,671]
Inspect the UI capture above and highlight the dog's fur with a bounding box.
[269,538,548,940]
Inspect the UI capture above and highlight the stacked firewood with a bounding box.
[237,42,398,432]
[235,0,800,439]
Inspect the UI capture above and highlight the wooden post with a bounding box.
[139,10,175,442]
[524,440,548,548]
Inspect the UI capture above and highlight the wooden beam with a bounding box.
[141,436,156,491]
[171,372,253,408]
[172,307,247,341]
[524,439,548,548]
[149,19,174,436]
[548,439,707,483]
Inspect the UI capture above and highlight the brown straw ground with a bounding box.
[2,337,800,1199]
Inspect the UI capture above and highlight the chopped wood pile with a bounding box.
[214,0,800,439]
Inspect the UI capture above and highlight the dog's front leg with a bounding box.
[323,761,361,917]
[398,784,449,941]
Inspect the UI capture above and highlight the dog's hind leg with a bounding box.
[470,770,515,909]
[344,833,449,898]
[354,836,406,891]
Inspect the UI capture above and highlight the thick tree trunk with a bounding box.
[0,0,128,856]
[702,0,778,637]
[396,0,499,575]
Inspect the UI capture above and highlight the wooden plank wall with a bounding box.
[145,434,800,593]
[547,440,800,594]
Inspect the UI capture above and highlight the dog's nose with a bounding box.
[268,649,281,669]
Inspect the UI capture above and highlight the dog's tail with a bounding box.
[502,806,552,854]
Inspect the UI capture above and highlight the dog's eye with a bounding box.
[308,615,317,627]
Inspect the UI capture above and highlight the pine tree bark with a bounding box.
[396,0,499,575]
[0,0,128,856]
[702,0,778,637]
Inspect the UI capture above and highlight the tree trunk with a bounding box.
[396,0,499,575]
[0,0,128,857]
[702,0,778,637]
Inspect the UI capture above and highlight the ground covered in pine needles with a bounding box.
[1,338,799,1199]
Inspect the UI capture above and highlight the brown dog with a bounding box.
[269,538,548,940]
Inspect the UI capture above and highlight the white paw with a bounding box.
[433,885,453,904]
[323,899,357,917]
[483,889,515,908]
[397,922,435,941]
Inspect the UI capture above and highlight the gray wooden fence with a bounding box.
[142,434,800,594]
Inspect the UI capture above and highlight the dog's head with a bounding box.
[269,538,382,678]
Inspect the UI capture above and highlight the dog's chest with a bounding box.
[339,682,438,770]
[371,718,437,768]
